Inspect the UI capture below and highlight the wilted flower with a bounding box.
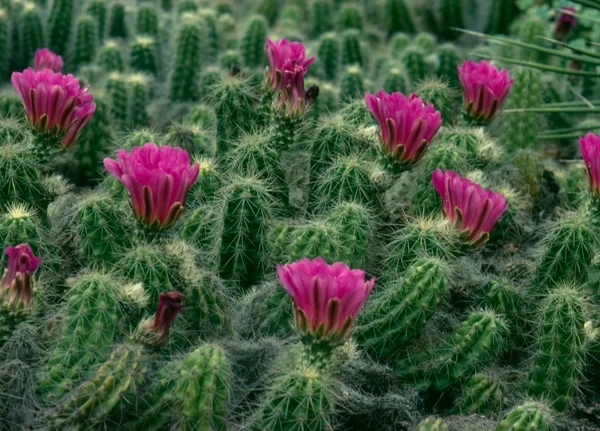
[266,37,316,114]
[136,291,183,346]
[580,133,600,199]
[0,244,41,310]
[458,60,514,125]
[554,6,578,40]
[11,68,96,147]
[34,48,64,73]
[103,143,200,229]
[432,169,508,247]
[365,90,442,166]
[277,257,375,343]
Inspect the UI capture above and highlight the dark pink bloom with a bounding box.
[103,143,200,228]
[11,68,96,147]
[0,244,41,310]
[432,169,508,247]
[151,291,183,344]
[277,257,375,342]
[34,48,64,73]
[266,37,316,113]
[458,60,514,125]
[580,133,600,198]
[365,90,442,165]
[554,6,578,39]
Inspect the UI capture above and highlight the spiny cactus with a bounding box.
[87,0,107,43]
[356,257,449,361]
[73,16,97,69]
[106,72,129,130]
[0,142,46,211]
[311,0,333,37]
[188,157,222,206]
[382,66,408,93]
[136,5,159,37]
[398,311,506,390]
[97,40,124,72]
[47,0,74,56]
[21,3,44,68]
[496,401,555,431]
[0,204,42,265]
[318,33,340,81]
[170,14,205,102]
[130,37,158,75]
[241,15,267,68]
[417,417,449,431]
[176,345,232,431]
[162,123,216,158]
[439,0,464,41]
[341,29,363,67]
[182,270,230,337]
[437,43,461,88]
[0,9,7,80]
[337,4,363,32]
[386,0,415,37]
[402,46,427,83]
[527,284,588,412]
[452,373,506,414]
[416,77,456,124]
[128,74,150,128]
[340,66,365,101]
[108,2,128,39]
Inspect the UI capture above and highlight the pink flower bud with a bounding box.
[0,244,41,310]
[34,48,64,73]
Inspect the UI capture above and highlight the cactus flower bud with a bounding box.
[151,291,183,344]
[11,68,96,147]
[365,90,442,167]
[458,60,514,125]
[432,169,508,247]
[579,133,600,199]
[0,244,41,310]
[266,37,316,115]
[34,48,64,73]
[554,6,578,40]
[277,257,375,344]
[104,143,200,229]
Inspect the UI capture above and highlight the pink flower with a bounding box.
[432,169,508,247]
[580,133,600,198]
[11,68,96,147]
[458,60,514,125]
[0,244,41,310]
[554,6,578,40]
[266,37,316,114]
[277,257,375,342]
[151,292,183,344]
[34,48,64,73]
[103,143,200,228]
[365,90,442,165]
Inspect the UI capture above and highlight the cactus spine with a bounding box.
[176,345,232,431]
[356,257,448,360]
[496,401,555,431]
[452,373,505,414]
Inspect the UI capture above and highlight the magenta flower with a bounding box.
[34,48,64,73]
[365,90,442,166]
[277,257,375,342]
[103,143,200,229]
[11,68,96,147]
[266,37,316,114]
[151,291,183,344]
[554,6,578,40]
[458,60,514,125]
[432,169,508,247]
[579,133,600,198]
[0,244,41,310]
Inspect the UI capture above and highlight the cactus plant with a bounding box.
[496,401,555,431]
[73,16,97,69]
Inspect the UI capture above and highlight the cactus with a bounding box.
[219,176,274,290]
[188,157,222,206]
[50,345,146,429]
[134,361,182,430]
[97,40,124,72]
[398,311,506,390]
[386,0,415,37]
[128,74,150,128]
[0,204,41,266]
[325,201,373,269]
[356,257,449,360]
[219,49,242,71]
[130,37,158,75]
[170,15,205,102]
[199,9,219,64]
[501,68,542,154]
[47,0,74,56]
[176,345,231,431]
[416,77,456,124]
[527,284,587,412]
[38,272,120,399]
[254,0,279,25]
[382,66,408,93]
[531,211,596,291]
[518,16,546,62]
[108,2,128,39]
[183,270,230,336]
[496,401,555,431]
[185,105,218,131]
[437,43,461,88]
[201,67,223,99]
[254,366,334,431]
[340,66,365,101]
[417,417,449,431]
[414,33,437,52]
[75,192,131,268]
[480,280,525,338]
[162,123,216,158]
[289,220,340,262]
[337,4,363,32]
[0,9,7,80]
[73,16,97,69]
[318,33,340,81]
[181,204,223,264]
[87,0,107,43]
[485,0,518,35]
[389,32,411,56]
[106,72,129,130]
[311,0,333,37]
[439,0,464,41]
[0,142,46,211]
[177,0,198,15]
[402,46,426,83]
[452,373,505,414]
[341,29,363,67]
[136,5,159,37]
[21,3,44,67]
[241,15,267,68]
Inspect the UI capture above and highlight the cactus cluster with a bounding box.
[1,1,600,430]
